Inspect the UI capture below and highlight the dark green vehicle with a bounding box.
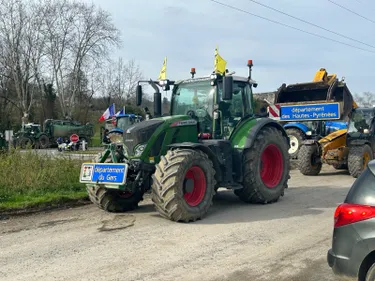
[14,119,94,149]
[82,61,291,222]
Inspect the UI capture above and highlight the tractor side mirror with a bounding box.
[222,76,233,100]
[136,85,142,106]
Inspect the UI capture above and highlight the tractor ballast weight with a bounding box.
[82,60,291,223]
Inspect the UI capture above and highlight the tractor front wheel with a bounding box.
[297,144,322,175]
[151,148,216,222]
[87,186,143,212]
[38,135,50,149]
[234,126,290,204]
[348,145,373,178]
[285,128,306,159]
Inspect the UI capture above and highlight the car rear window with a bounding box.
[345,167,375,206]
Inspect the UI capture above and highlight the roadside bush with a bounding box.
[0,149,87,211]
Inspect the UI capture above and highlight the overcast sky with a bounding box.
[86,0,374,95]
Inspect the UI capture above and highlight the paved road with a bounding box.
[0,166,355,281]
[19,148,101,161]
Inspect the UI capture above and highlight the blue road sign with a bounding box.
[280,103,340,121]
[80,163,128,185]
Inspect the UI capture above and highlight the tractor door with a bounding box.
[217,81,252,139]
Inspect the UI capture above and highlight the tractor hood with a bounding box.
[123,115,195,156]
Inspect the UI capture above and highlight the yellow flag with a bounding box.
[158,57,167,80]
[214,46,227,75]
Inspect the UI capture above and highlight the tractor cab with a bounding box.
[22,123,41,135]
[103,113,143,144]
[134,60,258,142]
[108,113,142,134]
[169,75,255,140]
[347,107,375,146]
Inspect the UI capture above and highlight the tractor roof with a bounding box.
[116,113,140,118]
[176,75,256,85]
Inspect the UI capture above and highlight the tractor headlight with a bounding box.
[108,132,123,144]
[306,131,312,136]
[134,143,146,156]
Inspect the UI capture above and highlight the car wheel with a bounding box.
[366,263,375,281]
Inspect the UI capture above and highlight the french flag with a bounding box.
[115,108,125,116]
[98,103,115,122]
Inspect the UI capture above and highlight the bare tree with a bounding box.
[0,0,45,126]
[101,57,143,104]
[42,0,121,118]
[354,92,375,107]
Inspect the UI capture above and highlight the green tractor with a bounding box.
[81,60,291,222]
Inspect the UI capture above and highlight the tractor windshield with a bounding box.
[171,80,215,117]
[348,109,374,135]
[171,78,253,137]
[117,117,136,131]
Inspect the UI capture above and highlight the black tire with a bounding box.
[38,135,50,149]
[87,155,143,212]
[151,148,216,222]
[285,128,306,159]
[348,145,373,178]
[297,144,322,175]
[87,185,143,212]
[365,262,375,281]
[234,126,290,204]
[19,137,33,149]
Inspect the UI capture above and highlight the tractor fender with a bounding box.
[244,118,290,149]
[167,142,222,182]
[283,122,309,134]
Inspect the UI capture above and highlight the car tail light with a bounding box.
[334,203,375,228]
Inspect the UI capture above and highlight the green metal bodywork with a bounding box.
[230,118,258,149]
[129,115,198,164]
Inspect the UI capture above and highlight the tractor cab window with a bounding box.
[117,117,136,131]
[171,80,215,134]
[348,109,374,135]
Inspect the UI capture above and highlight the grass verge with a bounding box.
[0,149,88,213]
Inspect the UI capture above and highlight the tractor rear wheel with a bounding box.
[348,145,373,178]
[234,126,290,204]
[297,144,322,175]
[151,148,216,222]
[285,128,306,159]
[87,185,143,212]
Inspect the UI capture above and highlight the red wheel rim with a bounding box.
[260,144,283,188]
[183,166,207,207]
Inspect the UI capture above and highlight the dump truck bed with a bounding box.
[268,80,356,122]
